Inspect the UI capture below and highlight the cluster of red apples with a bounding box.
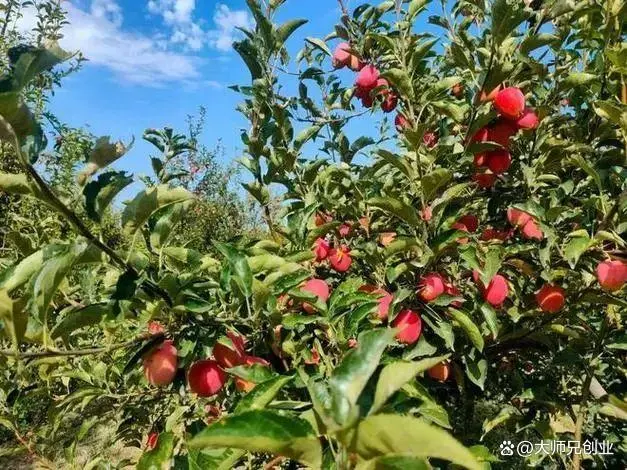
[333,43,398,113]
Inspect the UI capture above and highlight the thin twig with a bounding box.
[0,333,161,359]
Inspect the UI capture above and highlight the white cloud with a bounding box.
[146,1,252,52]
[18,1,200,85]
[209,4,253,52]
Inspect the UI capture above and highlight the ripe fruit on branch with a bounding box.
[475,272,509,307]
[494,87,526,119]
[479,84,502,103]
[315,211,332,226]
[444,282,463,307]
[427,362,451,382]
[355,64,380,90]
[304,348,321,365]
[452,83,464,98]
[516,108,540,129]
[379,232,397,246]
[234,356,271,392]
[329,245,352,272]
[338,222,353,237]
[486,150,512,174]
[453,214,479,233]
[313,237,330,261]
[472,172,497,188]
[143,340,178,387]
[301,278,331,313]
[420,206,432,222]
[359,285,393,320]
[536,284,565,313]
[480,227,512,241]
[395,113,410,132]
[148,321,165,335]
[188,360,226,397]
[507,208,532,228]
[488,120,518,147]
[418,273,446,302]
[423,132,438,148]
[520,218,543,241]
[213,332,247,369]
[391,309,422,344]
[596,259,627,291]
[146,432,159,450]
[470,126,489,144]
[332,42,362,71]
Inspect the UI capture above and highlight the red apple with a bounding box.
[507,208,532,228]
[453,215,479,233]
[313,237,330,261]
[395,113,410,132]
[355,64,380,90]
[536,284,565,313]
[444,282,463,307]
[359,285,393,320]
[427,362,451,382]
[423,132,438,148]
[484,274,509,307]
[379,232,397,246]
[329,245,352,272]
[148,321,165,335]
[338,222,353,237]
[302,278,330,314]
[315,211,332,226]
[481,227,512,241]
[474,152,488,167]
[488,120,518,147]
[470,126,490,144]
[391,309,422,344]
[381,92,398,112]
[418,273,446,302]
[486,150,512,174]
[473,172,497,188]
[213,332,247,369]
[332,42,351,69]
[146,432,159,450]
[516,108,540,130]
[596,259,627,291]
[479,84,502,103]
[521,219,543,241]
[143,340,178,387]
[304,348,320,365]
[187,360,227,397]
[421,206,433,222]
[452,83,464,98]
[494,87,526,119]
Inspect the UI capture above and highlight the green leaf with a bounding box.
[408,0,430,19]
[0,249,45,293]
[0,42,71,91]
[137,432,174,470]
[562,230,591,268]
[356,455,431,470]
[421,169,451,201]
[561,72,597,90]
[381,69,413,99]
[370,355,450,414]
[213,242,253,298]
[0,290,27,351]
[188,410,322,468]
[368,197,420,227]
[431,101,468,123]
[521,33,559,54]
[150,200,194,250]
[305,37,332,56]
[481,246,502,286]
[233,39,263,79]
[77,136,133,185]
[121,185,194,234]
[51,303,109,339]
[29,240,91,321]
[83,171,133,222]
[479,303,499,339]
[276,19,308,45]
[234,376,293,414]
[449,309,484,351]
[294,124,322,151]
[339,414,482,470]
[464,356,488,390]
[329,329,396,425]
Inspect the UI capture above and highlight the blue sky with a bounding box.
[15,1,446,187]
[24,0,350,179]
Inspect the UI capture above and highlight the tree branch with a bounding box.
[0,333,162,359]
